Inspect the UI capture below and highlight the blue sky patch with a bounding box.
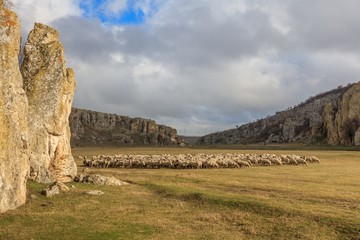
[80,0,158,25]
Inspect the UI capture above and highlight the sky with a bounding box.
[12,0,360,136]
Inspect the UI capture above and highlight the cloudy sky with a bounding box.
[12,0,360,136]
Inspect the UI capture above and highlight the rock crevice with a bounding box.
[324,83,360,145]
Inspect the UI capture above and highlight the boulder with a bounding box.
[55,181,69,192]
[40,182,69,197]
[21,23,77,183]
[74,174,129,186]
[0,3,29,213]
[41,184,60,197]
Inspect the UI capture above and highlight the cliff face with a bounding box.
[0,3,29,213]
[199,83,360,146]
[324,83,360,145]
[21,23,77,183]
[70,108,186,146]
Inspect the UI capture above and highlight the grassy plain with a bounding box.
[1,146,360,240]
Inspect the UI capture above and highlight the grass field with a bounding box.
[1,146,360,240]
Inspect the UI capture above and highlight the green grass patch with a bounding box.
[1,147,360,239]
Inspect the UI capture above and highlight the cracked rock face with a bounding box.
[0,3,29,213]
[21,23,76,183]
[70,108,185,146]
[324,83,360,145]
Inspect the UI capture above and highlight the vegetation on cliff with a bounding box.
[70,108,186,147]
[199,83,360,146]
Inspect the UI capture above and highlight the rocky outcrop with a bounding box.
[21,23,76,183]
[199,83,360,146]
[324,83,360,145]
[70,108,186,146]
[0,3,29,213]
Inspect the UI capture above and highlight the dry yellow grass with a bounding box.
[1,146,359,240]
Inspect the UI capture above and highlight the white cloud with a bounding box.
[110,53,126,64]
[13,0,360,135]
[13,0,82,33]
[133,58,171,79]
[104,0,127,15]
[134,0,157,16]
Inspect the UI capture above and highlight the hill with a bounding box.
[70,108,186,147]
[198,82,360,146]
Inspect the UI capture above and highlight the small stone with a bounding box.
[55,182,69,192]
[41,185,60,197]
[30,194,37,199]
[74,174,85,183]
[106,176,126,186]
[85,190,104,196]
[70,185,75,188]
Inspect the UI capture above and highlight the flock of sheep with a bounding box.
[80,153,320,169]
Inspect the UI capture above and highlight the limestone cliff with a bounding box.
[0,3,29,213]
[70,108,186,146]
[324,83,360,145]
[199,83,360,146]
[21,23,76,183]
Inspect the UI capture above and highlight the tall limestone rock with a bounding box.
[324,83,360,145]
[0,2,29,212]
[21,23,76,183]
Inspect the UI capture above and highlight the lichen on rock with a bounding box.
[0,4,29,213]
[21,23,77,183]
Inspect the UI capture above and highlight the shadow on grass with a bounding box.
[144,183,293,217]
[143,183,360,240]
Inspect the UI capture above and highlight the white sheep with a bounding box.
[258,159,271,166]
[234,160,250,168]
[84,152,320,170]
[203,159,219,168]
[310,156,321,163]
[226,160,240,168]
